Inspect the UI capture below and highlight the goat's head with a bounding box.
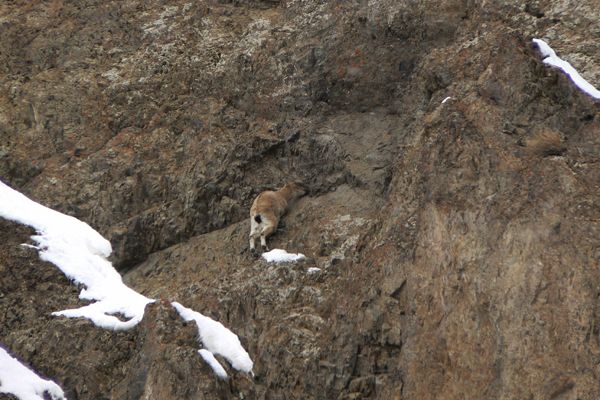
[285,181,307,198]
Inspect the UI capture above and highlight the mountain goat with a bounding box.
[249,182,306,254]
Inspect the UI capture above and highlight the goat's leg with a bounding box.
[249,218,260,254]
[260,220,278,252]
[260,235,269,252]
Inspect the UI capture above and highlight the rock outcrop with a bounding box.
[1,0,599,399]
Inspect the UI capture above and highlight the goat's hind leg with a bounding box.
[260,220,278,252]
[249,218,260,255]
[260,234,269,252]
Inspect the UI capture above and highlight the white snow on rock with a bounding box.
[0,347,66,400]
[261,248,306,263]
[307,267,322,274]
[533,38,600,100]
[198,349,228,380]
[172,302,254,375]
[0,180,154,330]
[0,180,254,380]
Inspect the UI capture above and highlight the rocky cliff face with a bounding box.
[1,0,599,399]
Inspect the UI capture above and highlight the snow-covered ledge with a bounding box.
[173,302,254,379]
[0,180,254,379]
[533,38,600,100]
[0,181,153,330]
[0,347,66,400]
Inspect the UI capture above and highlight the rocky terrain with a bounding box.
[1,0,599,399]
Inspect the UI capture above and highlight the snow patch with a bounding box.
[307,267,321,274]
[261,248,306,263]
[442,96,453,104]
[198,349,228,380]
[533,38,600,100]
[172,302,254,375]
[0,347,66,400]
[0,181,154,330]
[0,180,254,380]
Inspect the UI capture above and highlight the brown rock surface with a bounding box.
[1,0,600,399]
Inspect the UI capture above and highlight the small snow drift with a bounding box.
[172,302,254,375]
[533,38,600,100]
[261,248,306,263]
[198,349,229,380]
[0,180,153,330]
[0,347,66,400]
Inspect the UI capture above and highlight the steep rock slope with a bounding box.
[1,0,600,399]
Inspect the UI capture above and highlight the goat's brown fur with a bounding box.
[249,182,306,253]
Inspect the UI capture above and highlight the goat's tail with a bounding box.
[254,214,262,224]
